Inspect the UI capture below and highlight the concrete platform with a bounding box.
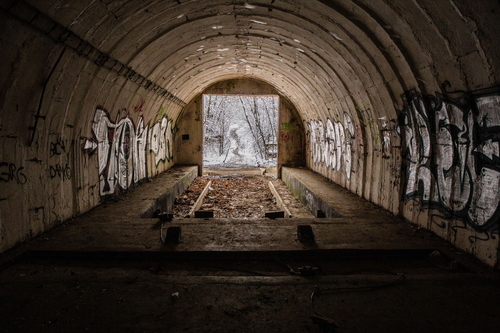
[283,167,363,218]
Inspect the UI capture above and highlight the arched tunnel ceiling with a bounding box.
[22,0,500,125]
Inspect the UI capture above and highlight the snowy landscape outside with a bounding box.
[203,95,279,168]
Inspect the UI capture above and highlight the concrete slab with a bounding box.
[283,167,371,218]
[1,257,499,333]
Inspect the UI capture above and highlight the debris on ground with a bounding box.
[172,168,314,219]
[173,174,278,218]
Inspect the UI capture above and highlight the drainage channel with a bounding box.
[157,170,315,244]
[171,172,312,220]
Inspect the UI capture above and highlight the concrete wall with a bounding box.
[278,97,305,171]
[304,86,500,268]
[260,0,500,269]
[175,78,305,173]
[174,96,203,173]
[0,6,183,252]
[301,1,500,266]
[399,89,500,267]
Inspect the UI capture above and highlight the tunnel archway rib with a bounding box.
[35,0,486,131]
[34,0,434,154]
[121,10,410,104]
[41,1,423,104]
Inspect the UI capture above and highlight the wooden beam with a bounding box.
[188,180,212,218]
[268,181,292,218]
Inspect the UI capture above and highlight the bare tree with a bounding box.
[239,96,265,159]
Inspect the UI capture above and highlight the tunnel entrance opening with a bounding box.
[202,94,279,169]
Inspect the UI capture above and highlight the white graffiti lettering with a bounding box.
[85,108,149,196]
[308,113,355,179]
[401,89,500,231]
[149,116,173,165]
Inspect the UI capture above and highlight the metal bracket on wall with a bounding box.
[29,47,66,146]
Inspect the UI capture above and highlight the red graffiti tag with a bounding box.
[280,133,291,143]
[133,99,145,113]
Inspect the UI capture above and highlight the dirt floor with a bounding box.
[2,251,500,333]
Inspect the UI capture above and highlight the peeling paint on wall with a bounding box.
[400,89,500,239]
[305,189,314,212]
[379,117,396,159]
[308,113,355,179]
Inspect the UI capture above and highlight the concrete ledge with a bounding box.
[85,165,197,219]
[138,165,198,218]
[282,167,343,218]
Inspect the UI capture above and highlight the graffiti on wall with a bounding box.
[308,113,355,179]
[0,162,27,184]
[48,135,72,181]
[150,116,174,166]
[379,117,398,159]
[49,163,71,180]
[84,107,174,196]
[400,88,500,239]
[84,108,149,196]
[49,136,67,157]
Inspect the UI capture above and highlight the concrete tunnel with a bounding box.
[1,0,500,270]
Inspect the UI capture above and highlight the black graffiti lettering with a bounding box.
[16,166,27,184]
[49,136,66,157]
[0,162,27,184]
[0,163,9,182]
[400,89,500,232]
[49,163,72,180]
